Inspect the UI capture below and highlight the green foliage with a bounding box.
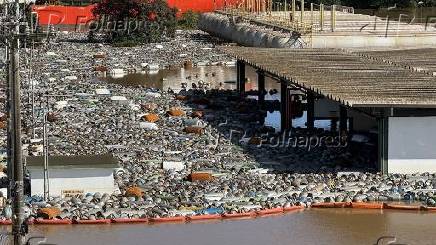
[91,0,177,45]
[178,10,200,29]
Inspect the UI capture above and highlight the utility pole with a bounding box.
[43,110,49,201]
[6,0,26,244]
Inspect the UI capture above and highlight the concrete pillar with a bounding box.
[310,3,314,25]
[320,3,324,31]
[237,60,245,97]
[377,117,389,174]
[291,0,296,22]
[300,0,304,23]
[349,117,354,133]
[257,70,265,104]
[331,4,336,32]
[339,105,347,133]
[331,118,338,132]
[281,80,292,132]
[306,92,315,130]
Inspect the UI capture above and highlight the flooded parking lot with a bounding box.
[27,209,436,245]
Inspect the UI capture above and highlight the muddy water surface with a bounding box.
[26,209,436,245]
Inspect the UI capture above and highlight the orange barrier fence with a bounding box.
[384,203,422,211]
[351,202,383,209]
[0,203,432,226]
[34,219,72,225]
[187,214,222,221]
[149,216,186,223]
[256,207,284,215]
[283,206,305,212]
[111,218,149,224]
[311,202,429,211]
[73,219,112,224]
[32,5,96,26]
[32,0,241,26]
[311,202,351,208]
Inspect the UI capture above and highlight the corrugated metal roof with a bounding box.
[222,47,436,108]
[357,49,436,76]
[26,154,119,169]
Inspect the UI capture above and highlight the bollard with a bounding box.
[300,0,304,23]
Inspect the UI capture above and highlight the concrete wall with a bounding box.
[30,168,116,197]
[309,34,436,49]
[198,13,304,48]
[388,117,436,174]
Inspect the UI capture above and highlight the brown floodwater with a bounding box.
[101,66,334,132]
[16,209,436,245]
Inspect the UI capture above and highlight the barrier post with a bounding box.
[310,3,313,25]
[320,3,324,31]
[291,0,295,22]
[331,4,336,32]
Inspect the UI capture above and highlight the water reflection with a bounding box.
[102,66,239,92]
[265,111,332,132]
[102,66,333,133]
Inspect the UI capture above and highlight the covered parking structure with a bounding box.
[222,47,436,174]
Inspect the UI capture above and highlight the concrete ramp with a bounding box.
[200,10,436,49]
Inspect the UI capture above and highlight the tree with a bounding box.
[178,10,200,29]
[91,0,177,45]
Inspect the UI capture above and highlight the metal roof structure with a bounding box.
[26,154,120,169]
[222,46,436,108]
[357,49,436,76]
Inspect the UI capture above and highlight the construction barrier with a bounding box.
[32,0,241,26]
[283,206,305,212]
[149,216,186,223]
[256,207,284,215]
[311,202,351,208]
[222,211,256,219]
[73,219,112,224]
[351,202,384,209]
[384,203,423,211]
[34,219,72,225]
[111,218,149,224]
[0,202,433,226]
[187,214,222,221]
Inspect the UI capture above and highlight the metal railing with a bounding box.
[220,0,355,34]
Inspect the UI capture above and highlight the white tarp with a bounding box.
[162,161,184,171]
[95,88,111,95]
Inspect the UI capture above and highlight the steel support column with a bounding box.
[237,60,245,97]
[257,70,265,104]
[339,105,348,134]
[306,92,315,130]
[281,80,292,132]
[377,117,389,174]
